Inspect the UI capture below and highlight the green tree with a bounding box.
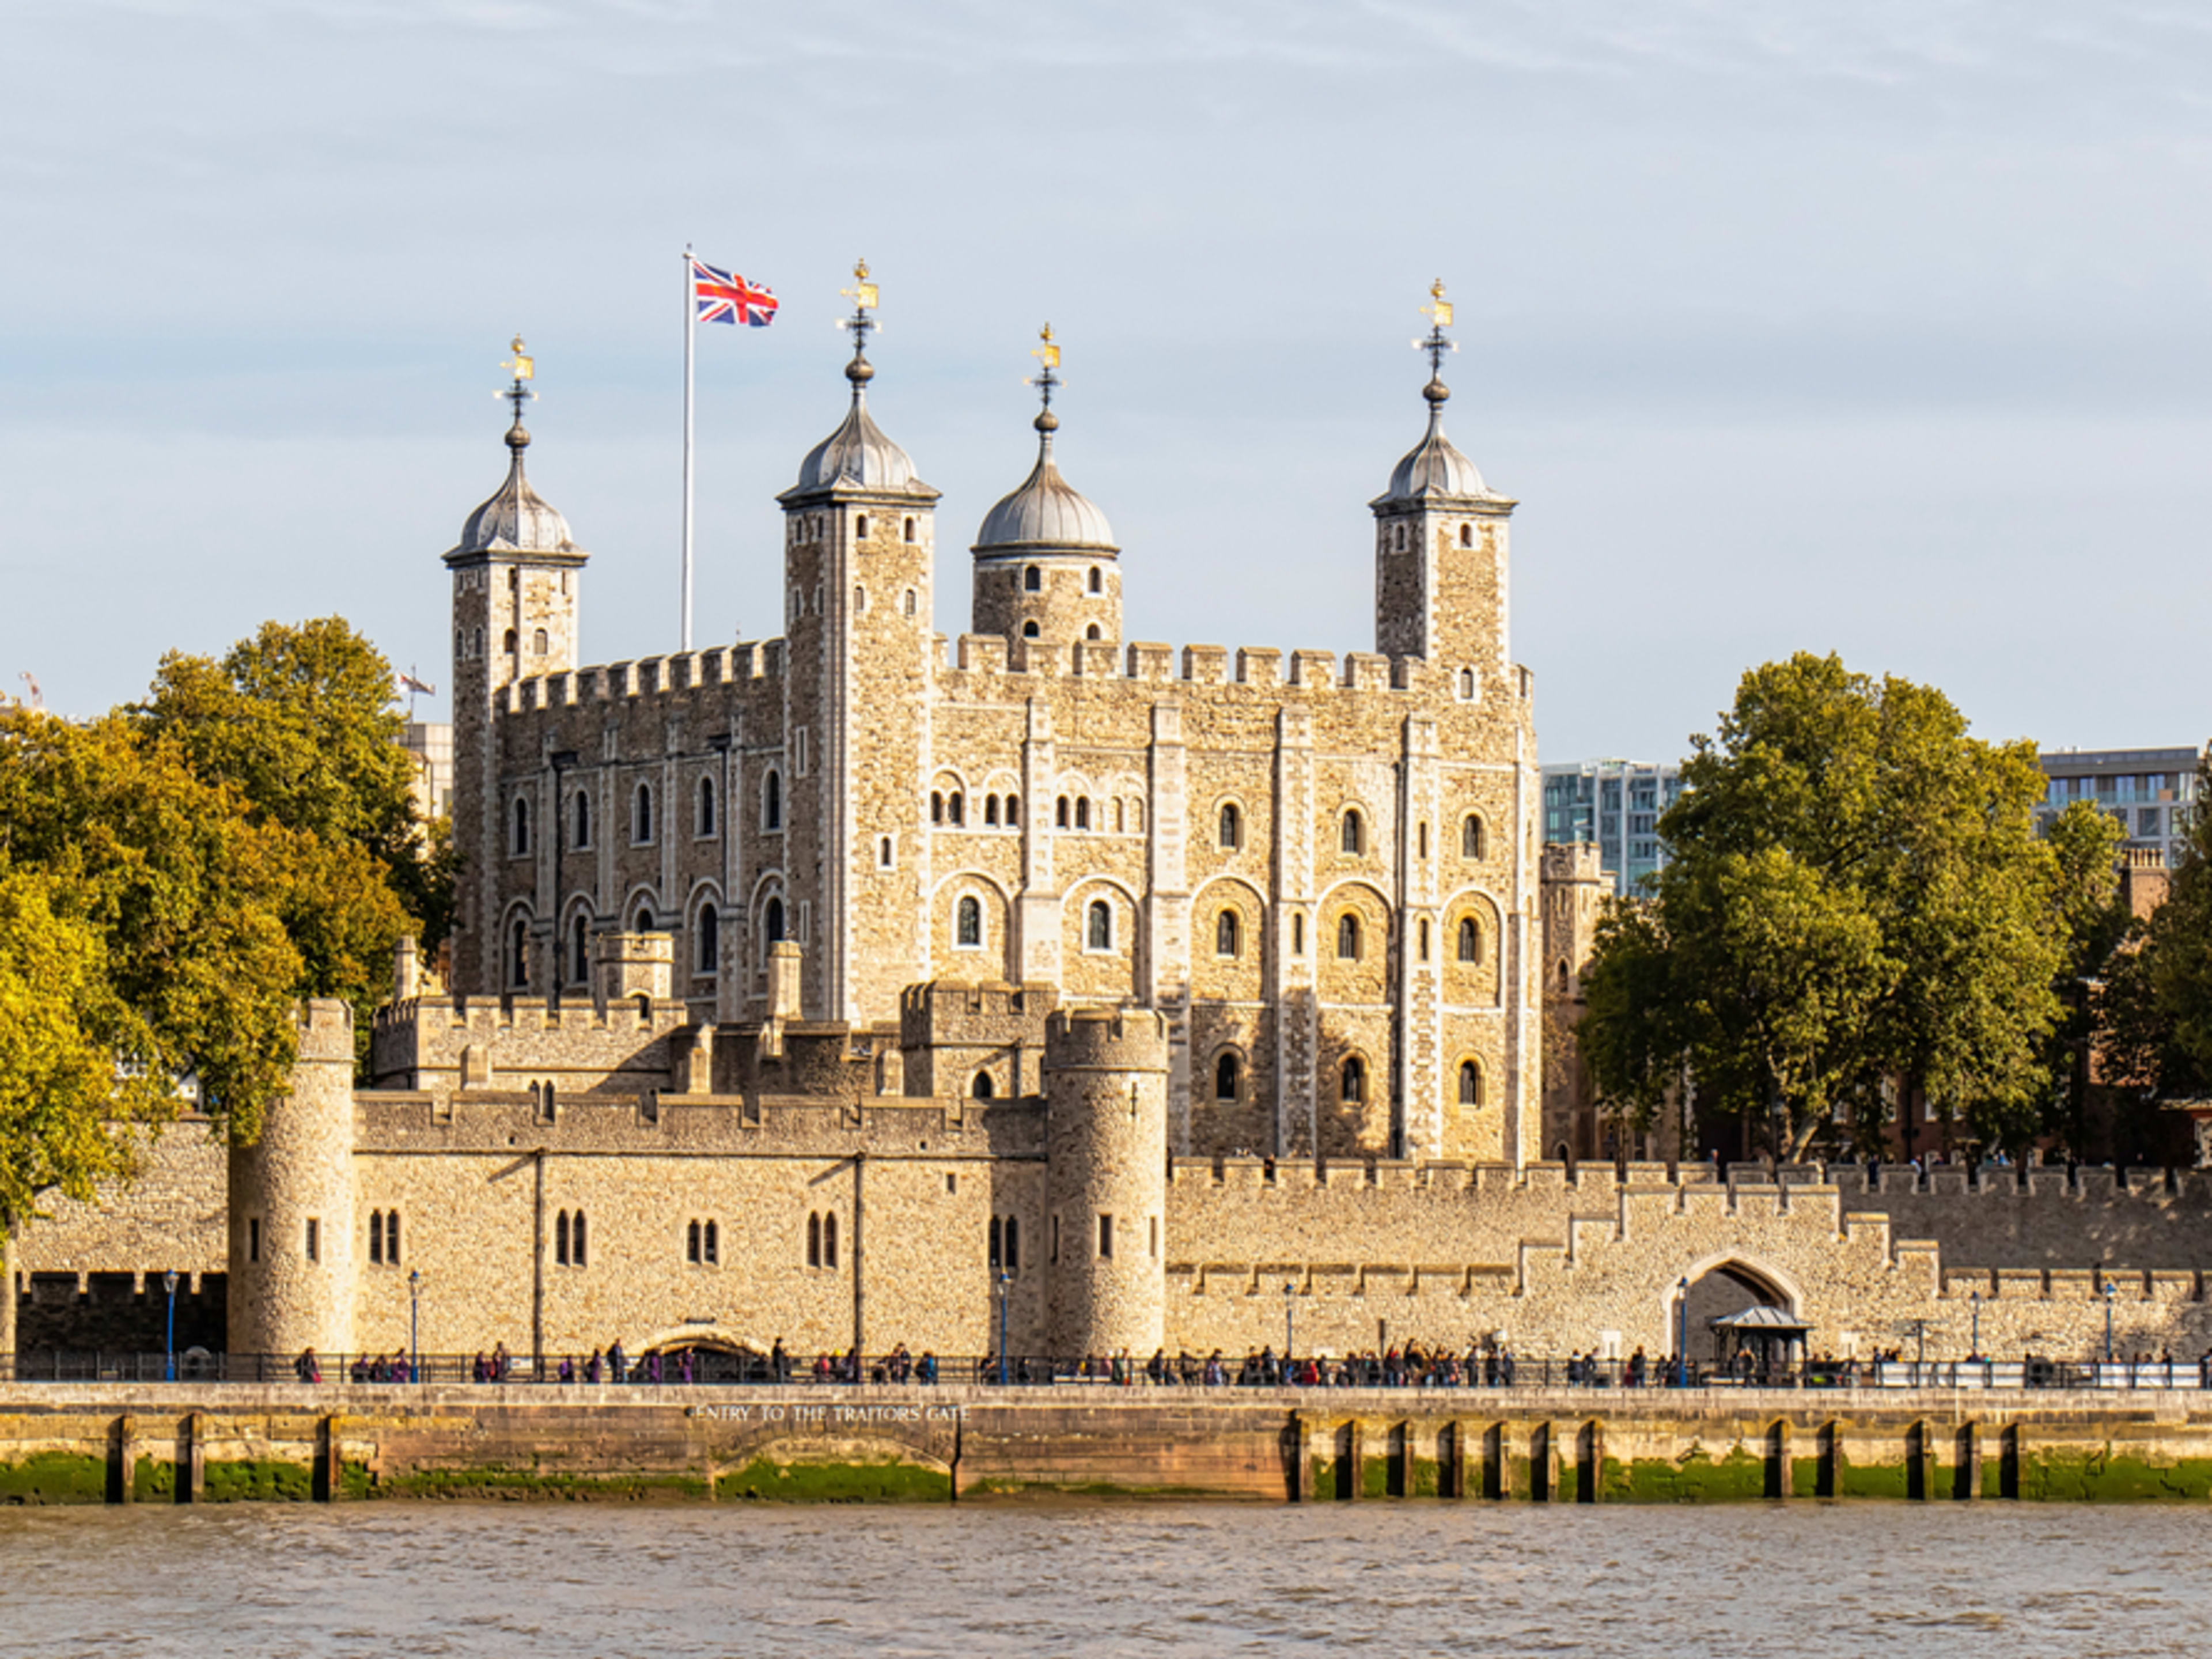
[1580,653,2074,1159]
[2101,753,2212,1107]
[137,616,453,950]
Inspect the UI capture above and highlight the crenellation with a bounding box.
[1181,645,1229,685]
[1126,641,1174,683]
[1234,647,1282,687]
[1289,649,1334,687]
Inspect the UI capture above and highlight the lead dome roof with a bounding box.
[450,425,579,555]
[972,422,1118,554]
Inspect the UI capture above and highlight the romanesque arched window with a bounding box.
[957,895,982,949]
[634,904,654,935]
[1218,802,1241,849]
[533,628,549,656]
[904,517,917,543]
[1216,910,1241,958]
[1459,668,1475,699]
[571,914,590,984]
[948,791,964,827]
[1459,1060,1483,1107]
[687,1218,702,1263]
[763,896,786,948]
[930,790,944,824]
[703,1218,717,1264]
[1003,1215,1020,1271]
[509,919,531,987]
[385,1210,400,1264]
[1005,792,1020,825]
[1024,565,1042,592]
[503,627,518,656]
[574,790,592,849]
[1088,899,1113,950]
[1089,565,1103,593]
[369,1210,385,1265]
[984,795,999,827]
[1459,917,1482,964]
[1460,523,1474,547]
[1419,918,1431,961]
[989,1215,1003,1268]
[1022,620,1040,639]
[1085,623,1101,641]
[1341,810,1364,855]
[763,770,782,831]
[512,796,530,856]
[1056,796,1070,828]
[634,783,654,844]
[1340,1056,1366,1103]
[696,776,717,837]
[1462,815,1486,859]
[807,1212,821,1267]
[556,1210,571,1265]
[972,1070,994,1100]
[823,1213,838,1268]
[1336,913,1361,960]
[1075,798,1090,831]
[1215,1051,1241,1101]
[695,904,719,975]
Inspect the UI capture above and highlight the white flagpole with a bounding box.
[681,244,696,652]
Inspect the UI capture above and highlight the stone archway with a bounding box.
[1671,1259,1800,1372]
[635,1325,767,1384]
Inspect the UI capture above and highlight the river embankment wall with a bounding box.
[3,1384,2211,1505]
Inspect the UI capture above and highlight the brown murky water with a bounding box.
[0,1502,2205,1656]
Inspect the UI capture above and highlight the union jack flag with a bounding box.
[692,258,778,327]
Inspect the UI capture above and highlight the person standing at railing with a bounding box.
[294,1347,321,1384]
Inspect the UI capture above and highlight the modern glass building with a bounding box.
[1541,759,1684,895]
[2036,745,2201,867]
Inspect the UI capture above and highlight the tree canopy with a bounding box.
[1579,653,2107,1159]
[0,617,447,1211]
[2101,752,2212,1106]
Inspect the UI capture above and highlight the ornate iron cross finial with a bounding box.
[1416,281,1456,382]
[499,335,537,427]
[838,258,879,362]
[1027,322,1062,408]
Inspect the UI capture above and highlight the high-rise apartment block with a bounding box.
[1540,760,1684,895]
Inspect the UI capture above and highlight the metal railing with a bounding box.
[7,1351,2210,1391]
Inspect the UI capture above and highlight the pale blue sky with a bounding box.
[4,1,2209,760]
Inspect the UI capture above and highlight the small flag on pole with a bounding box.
[691,259,779,327]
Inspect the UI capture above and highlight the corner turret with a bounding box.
[1044,1006,1168,1360]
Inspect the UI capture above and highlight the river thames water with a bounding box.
[0,1502,2205,1657]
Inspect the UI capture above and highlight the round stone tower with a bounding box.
[971,327,1122,653]
[228,999,359,1359]
[1044,1006,1168,1360]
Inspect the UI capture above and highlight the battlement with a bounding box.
[899,979,1056,1049]
[934,634,1516,707]
[1044,1005,1168,1073]
[1540,843,1607,884]
[296,997,354,1062]
[502,639,789,716]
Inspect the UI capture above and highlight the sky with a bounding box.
[4,1,2210,762]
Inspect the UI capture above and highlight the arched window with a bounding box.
[472,627,484,658]
[957,895,983,948]
[1003,1215,1020,1271]
[687,1218,702,1263]
[763,771,782,831]
[533,628,549,656]
[1462,815,1486,859]
[369,1210,384,1265]
[697,777,717,836]
[930,790,944,824]
[386,1211,400,1264]
[1087,899,1112,950]
[1024,565,1042,592]
[509,919,531,986]
[989,1215,1003,1268]
[571,1210,588,1266]
[1022,620,1040,639]
[1418,821,1430,859]
[1005,792,1020,825]
[634,783,654,844]
[763,896,785,947]
[903,588,918,617]
[703,1218,717,1264]
[1085,622,1101,641]
[1292,914,1305,956]
[1336,913,1361,960]
[1074,798,1090,831]
[807,1213,822,1268]
[904,516,916,543]
[823,1213,838,1268]
[571,914,590,984]
[1392,523,1405,552]
[1340,1056,1366,1103]
[695,904,719,975]
[1341,810,1365,855]
[1215,1051,1241,1101]
[635,905,654,935]
[1218,802,1241,849]
[1113,798,1124,834]
[1459,668,1475,699]
[512,797,531,855]
[1558,959,1572,993]
[1215,910,1241,957]
[972,1070,994,1100]
[556,1210,571,1266]
[1056,796,1070,828]
[503,627,518,656]
[1459,1060,1483,1107]
[1419,918,1431,961]
[855,514,869,539]
[878,835,893,868]
[1458,917,1482,964]
[948,791,964,826]
[1460,523,1474,548]
[984,795,1000,826]
[574,790,592,848]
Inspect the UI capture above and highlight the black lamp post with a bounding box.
[1283,1282,1295,1370]
[1676,1275,1691,1387]
[163,1271,179,1381]
[408,1268,422,1381]
[997,1270,1011,1385]
[1969,1290,1982,1360]
[2104,1280,2116,1365]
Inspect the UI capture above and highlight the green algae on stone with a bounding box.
[202,1459,314,1503]
[1600,1445,1767,1503]
[714,1457,949,1503]
[0,1452,109,1505]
